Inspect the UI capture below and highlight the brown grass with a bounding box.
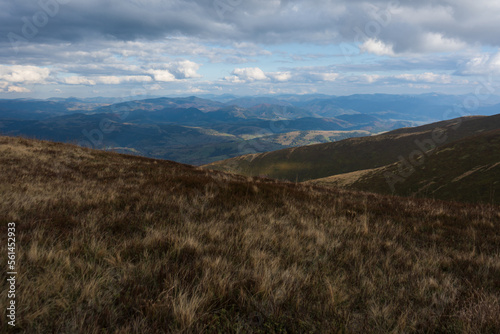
[1,135,499,333]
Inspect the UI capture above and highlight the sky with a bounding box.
[1,0,500,99]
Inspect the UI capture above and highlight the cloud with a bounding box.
[362,74,381,83]
[225,67,268,83]
[394,73,453,84]
[0,80,31,93]
[146,60,202,82]
[0,65,50,83]
[312,72,340,82]
[419,33,467,53]
[95,76,153,84]
[1,0,496,52]
[167,60,202,79]
[360,39,395,56]
[62,76,97,85]
[268,71,292,82]
[0,1,495,97]
[147,70,176,82]
[457,52,500,75]
[225,67,340,84]
[7,86,31,93]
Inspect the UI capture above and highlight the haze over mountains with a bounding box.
[2,93,500,165]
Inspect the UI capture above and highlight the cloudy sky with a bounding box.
[1,0,500,98]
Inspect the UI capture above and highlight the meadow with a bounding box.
[1,135,499,333]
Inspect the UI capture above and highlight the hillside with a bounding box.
[311,129,500,204]
[1,135,499,333]
[204,114,500,183]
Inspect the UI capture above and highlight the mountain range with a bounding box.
[2,94,500,165]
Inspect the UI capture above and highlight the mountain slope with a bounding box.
[95,96,225,114]
[311,128,500,204]
[204,114,500,182]
[1,135,499,333]
[0,98,105,120]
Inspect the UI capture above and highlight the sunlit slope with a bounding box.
[204,114,500,182]
[311,128,500,204]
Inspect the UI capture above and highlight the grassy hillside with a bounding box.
[1,135,500,333]
[166,130,372,165]
[311,129,500,204]
[204,115,500,182]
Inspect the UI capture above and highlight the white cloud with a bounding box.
[0,81,31,93]
[146,60,202,81]
[8,86,31,93]
[225,67,268,83]
[0,65,50,84]
[168,60,202,79]
[458,52,500,75]
[394,72,452,84]
[362,74,381,83]
[317,72,340,82]
[147,69,176,82]
[62,76,97,85]
[360,39,395,56]
[268,71,292,82]
[95,75,153,84]
[408,84,431,89]
[420,33,467,53]
[391,72,469,85]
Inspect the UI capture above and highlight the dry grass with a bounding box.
[1,135,499,333]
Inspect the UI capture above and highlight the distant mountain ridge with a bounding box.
[2,94,500,165]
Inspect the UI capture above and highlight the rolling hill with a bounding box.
[311,128,500,204]
[1,135,499,333]
[204,114,500,185]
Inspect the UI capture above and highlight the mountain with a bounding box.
[225,96,294,108]
[247,104,314,119]
[171,130,372,165]
[0,112,374,165]
[311,128,500,204]
[0,113,239,163]
[2,94,499,166]
[292,93,500,121]
[1,135,499,333]
[95,96,226,114]
[0,98,106,120]
[203,114,500,183]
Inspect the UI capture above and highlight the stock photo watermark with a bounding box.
[6,222,17,327]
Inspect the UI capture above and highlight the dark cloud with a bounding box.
[1,0,497,50]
